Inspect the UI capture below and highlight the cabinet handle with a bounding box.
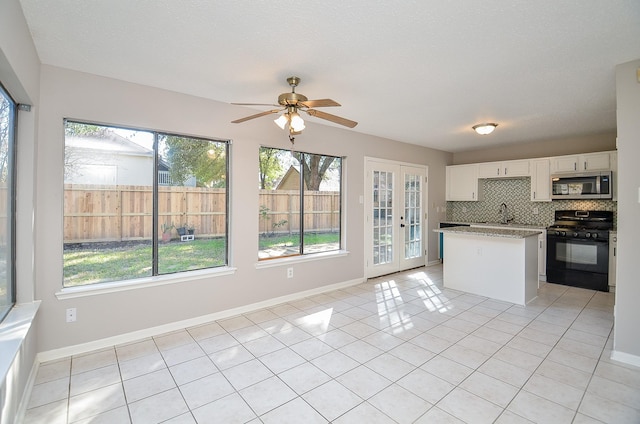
[574,162,577,171]
[584,161,587,170]
[504,167,508,175]
[497,168,500,176]
[533,191,536,199]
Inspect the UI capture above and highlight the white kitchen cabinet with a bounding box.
[530,159,551,201]
[609,231,617,292]
[478,160,530,178]
[446,164,482,201]
[550,151,612,173]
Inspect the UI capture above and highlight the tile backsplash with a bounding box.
[446,178,617,227]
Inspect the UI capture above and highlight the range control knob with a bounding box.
[592,233,598,239]
[573,232,579,237]
[585,232,591,238]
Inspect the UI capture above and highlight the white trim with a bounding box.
[0,301,40,381]
[610,349,640,368]
[38,276,364,363]
[255,250,349,269]
[426,259,441,267]
[15,359,40,424]
[55,266,237,300]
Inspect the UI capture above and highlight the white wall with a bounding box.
[613,59,640,365]
[34,65,452,353]
[0,0,40,421]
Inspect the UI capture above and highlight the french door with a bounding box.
[365,159,427,278]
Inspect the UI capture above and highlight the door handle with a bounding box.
[400,224,405,228]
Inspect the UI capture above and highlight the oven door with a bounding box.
[546,234,609,290]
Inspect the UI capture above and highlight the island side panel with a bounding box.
[442,233,538,305]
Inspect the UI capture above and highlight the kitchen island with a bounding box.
[434,226,542,305]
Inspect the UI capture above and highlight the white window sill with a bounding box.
[255,249,349,269]
[1,301,40,381]
[55,266,237,300]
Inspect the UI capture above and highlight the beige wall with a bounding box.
[34,65,451,353]
[613,59,640,364]
[452,132,616,164]
[0,0,40,421]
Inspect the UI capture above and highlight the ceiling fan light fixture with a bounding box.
[472,123,498,135]
[274,114,288,130]
[290,112,305,132]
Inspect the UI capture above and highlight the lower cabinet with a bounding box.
[470,224,546,281]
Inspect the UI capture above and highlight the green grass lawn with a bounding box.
[63,238,226,287]
[64,232,339,287]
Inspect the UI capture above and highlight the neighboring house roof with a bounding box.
[66,131,153,157]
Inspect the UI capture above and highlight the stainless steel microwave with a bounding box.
[551,171,612,200]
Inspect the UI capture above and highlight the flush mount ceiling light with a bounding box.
[472,123,498,135]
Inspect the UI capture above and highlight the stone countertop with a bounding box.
[439,221,548,230]
[434,226,543,239]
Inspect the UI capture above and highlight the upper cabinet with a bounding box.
[446,164,482,201]
[550,152,612,173]
[478,160,530,179]
[530,159,551,202]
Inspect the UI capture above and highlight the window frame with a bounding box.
[0,82,17,322]
[257,146,343,261]
[62,120,231,288]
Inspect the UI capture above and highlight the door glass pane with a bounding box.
[373,170,394,265]
[404,172,422,260]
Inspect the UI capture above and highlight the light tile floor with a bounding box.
[23,265,640,423]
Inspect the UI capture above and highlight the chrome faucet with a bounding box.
[499,202,509,224]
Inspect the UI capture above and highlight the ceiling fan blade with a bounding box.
[299,99,341,108]
[305,109,358,128]
[231,102,280,107]
[231,109,281,124]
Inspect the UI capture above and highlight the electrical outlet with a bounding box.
[532,207,539,215]
[476,247,483,256]
[462,206,467,213]
[66,308,77,322]
[287,267,293,278]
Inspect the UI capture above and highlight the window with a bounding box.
[259,147,341,259]
[63,121,229,287]
[0,84,16,321]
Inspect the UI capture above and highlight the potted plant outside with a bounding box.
[161,222,174,242]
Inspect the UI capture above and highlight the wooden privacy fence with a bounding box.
[64,184,339,243]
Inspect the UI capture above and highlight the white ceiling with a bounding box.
[18,0,640,152]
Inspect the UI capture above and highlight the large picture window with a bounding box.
[259,147,341,259]
[63,121,229,287]
[0,84,16,321]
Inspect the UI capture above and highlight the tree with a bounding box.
[259,147,284,189]
[0,98,11,183]
[293,153,337,191]
[163,135,227,188]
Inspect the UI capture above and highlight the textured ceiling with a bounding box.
[18,0,640,152]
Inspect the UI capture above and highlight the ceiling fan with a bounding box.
[231,76,358,140]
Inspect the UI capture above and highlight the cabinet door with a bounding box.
[530,159,551,201]
[478,162,501,178]
[504,160,530,177]
[582,152,610,171]
[551,155,578,173]
[446,164,479,201]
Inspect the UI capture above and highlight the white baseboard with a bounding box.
[426,260,442,267]
[37,277,365,363]
[14,360,40,424]
[610,349,640,368]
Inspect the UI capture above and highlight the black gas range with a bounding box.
[546,210,613,292]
